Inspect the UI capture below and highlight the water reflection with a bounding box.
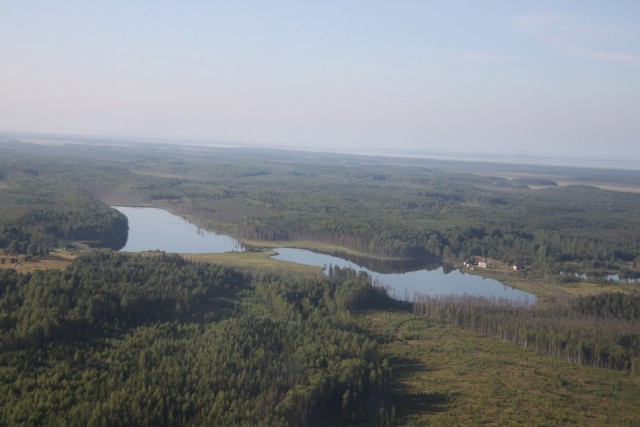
[273,248,535,304]
[89,235,128,251]
[113,206,535,303]
[331,252,441,274]
[561,271,640,284]
[112,206,244,253]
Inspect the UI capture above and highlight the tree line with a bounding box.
[412,293,640,375]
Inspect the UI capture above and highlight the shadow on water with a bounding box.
[328,252,442,274]
[88,233,129,251]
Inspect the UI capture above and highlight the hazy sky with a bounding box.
[1,1,639,160]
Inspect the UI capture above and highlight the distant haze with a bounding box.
[1,1,639,162]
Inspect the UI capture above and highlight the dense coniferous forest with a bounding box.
[1,202,128,256]
[0,252,393,426]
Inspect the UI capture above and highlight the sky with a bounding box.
[1,1,639,161]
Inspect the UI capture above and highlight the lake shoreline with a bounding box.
[112,204,535,303]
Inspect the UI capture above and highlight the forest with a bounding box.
[2,138,639,279]
[1,136,640,424]
[0,252,395,426]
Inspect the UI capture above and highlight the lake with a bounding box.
[113,206,244,253]
[272,248,534,303]
[114,206,535,304]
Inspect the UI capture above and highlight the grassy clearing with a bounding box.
[470,169,640,195]
[555,180,640,194]
[500,278,626,301]
[481,273,631,302]
[357,309,640,426]
[240,239,401,261]
[180,250,323,275]
[457,259,639,304]
[0,251,76,273]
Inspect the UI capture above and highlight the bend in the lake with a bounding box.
[114,206,536,304]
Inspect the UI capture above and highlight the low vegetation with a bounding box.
[0,251,76,273]
[357,309,640,425]
[413,293,640,371]
[183,250,322,276]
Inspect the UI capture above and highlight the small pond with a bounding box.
[114,206,535,304]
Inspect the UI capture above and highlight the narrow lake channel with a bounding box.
[113,206,535,304]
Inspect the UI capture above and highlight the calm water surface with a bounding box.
[113,206,244,253]
[115,206,535,303]
[273,248,534,303]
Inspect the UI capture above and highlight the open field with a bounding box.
[444,163,640,194]
[471,271,639,305]
[487,177,640,194]
[238,239,404,261]
[500,277,630,302]
[357,309,640,426]
[554,180,640,194]
[178,250,323,275]
[0,251,76,273]
[456,256,640,304]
